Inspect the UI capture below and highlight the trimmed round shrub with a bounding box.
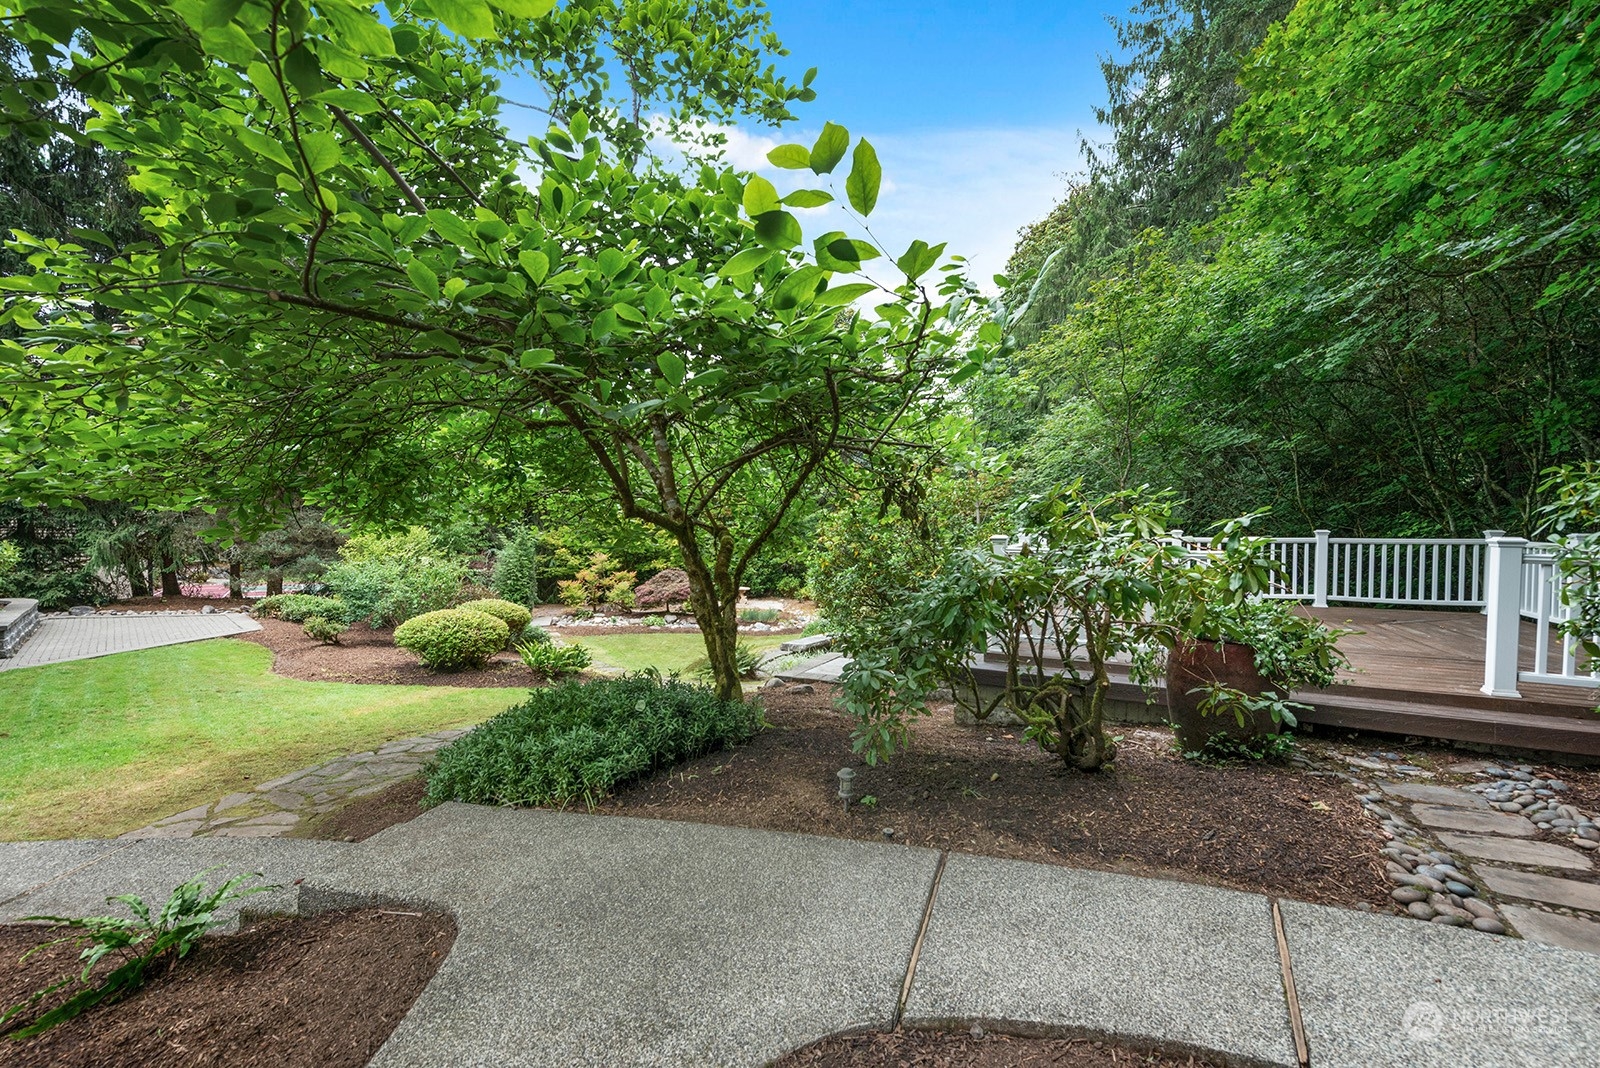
[255,593,350,624]
[303,615,345,644]
[457,597,532,637]
[424,675,762,808]
[393,608,509,670]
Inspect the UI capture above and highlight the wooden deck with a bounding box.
[976,606,1600,759]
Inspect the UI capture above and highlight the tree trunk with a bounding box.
[159,550,181,597]
[228,562,243,600]
[678,538,743,701]
[266,573,284,596]
[125,559,150,599]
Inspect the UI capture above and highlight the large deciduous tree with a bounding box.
[0,0,995,698]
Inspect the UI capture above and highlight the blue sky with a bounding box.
[725,0,1121,285]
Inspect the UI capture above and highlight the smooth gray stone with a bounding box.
[902,853,1297,1067]
[1409,805,1535,837]
[0,841,126,905]
[330,804,939,1068]
[1379,783,1488,808]
[1479,867,1600,914]
[1281,900,1600,1067]
[1434,832,1593,871]
[1500,906,1600,955]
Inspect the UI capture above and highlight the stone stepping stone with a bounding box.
[1434,832,1592,871]
[1500,905,1600,955]
[1378,782,1487,808]
[1477,866,1600,913]
[1409,804,1535,837]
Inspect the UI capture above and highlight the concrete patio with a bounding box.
[3,804,1596,1067]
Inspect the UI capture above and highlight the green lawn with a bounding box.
[0,640,518,841]
[570,631,787,675]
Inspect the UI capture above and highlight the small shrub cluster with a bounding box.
[799,617,832,637]
[457,597,532,639]
[632,567,691,609]
[688,640,768,680]
[738,606,780,624]
[393,608,508,670]
[324,556,467,628]
[254,593,350,624]
[640,614,667,628]
[517,639,592,679]
[302,616,345,644]
[558,552,636,610]
[490,526,540,607]
[423,675,762,808]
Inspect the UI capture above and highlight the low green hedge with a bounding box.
[424,675,762,808]
[394,607,509,670]
[457,597,532,638]
[254,593,350,624]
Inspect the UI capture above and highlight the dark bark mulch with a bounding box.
[303,688,1389,910]
[293,776,429,843]
[236,618,534,688]
[774,1028,1224,1067]
[0,908,454,1068]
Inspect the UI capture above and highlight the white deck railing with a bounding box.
[990,528,1598,699]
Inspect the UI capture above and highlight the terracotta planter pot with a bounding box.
[1165,639,1278,749]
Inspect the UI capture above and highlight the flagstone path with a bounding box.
[119,729,468,840]
[0,610,260,671]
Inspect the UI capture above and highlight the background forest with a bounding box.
[2,0,1598,609]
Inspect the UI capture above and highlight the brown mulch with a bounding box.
[0,908,454,1068]
[309,687,1389,909]
[774,1029,1223,1067]
[293,776,429,843]
[236,618,534,687]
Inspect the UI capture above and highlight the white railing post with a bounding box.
[1480,531,1505,614]
[1481,536,1527,698]
[990,534,1011,556]
[1312,529,1330,608]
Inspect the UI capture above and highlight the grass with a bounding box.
[572,631,786,675]
[0,640,518,841]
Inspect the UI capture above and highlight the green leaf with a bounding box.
[319,3,396,56]
[742,175,781,217]
[810,122,849,174]
[719,247,773,278]
[426,209,477,247]
[591,307,618,339]
[657,352,686,386]
[814,233,880,272]
[894,239,945,283]
[773,266,824,310]
[766,144,811,169]
[487,0,556,16]
[299,132,342,174]
[235,126,293,169]
[433,0,497,39]
[815,282,875,307]
[519,347,555,369]
[781,189,833,209]
[753,210,803,250]
[406,260,440,300]
[845,139,882,216]
[518,249,550,283]
[313,88,380,115]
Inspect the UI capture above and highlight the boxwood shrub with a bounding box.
[457,597,532,639]
[393,607,509,670]
[424,675,762,808]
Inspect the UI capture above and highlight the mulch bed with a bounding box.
[310,686,1389,909]
[293,776,429,843]
[0,908,454,1067]
[775,1029,1224,1067]
[236,618,533,688]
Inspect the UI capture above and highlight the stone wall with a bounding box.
[0,598,40,657]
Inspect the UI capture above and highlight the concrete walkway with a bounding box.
[0,612,260,671]
[3,806,1597,1067]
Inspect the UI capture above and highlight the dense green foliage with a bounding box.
[0,0,992,702]
[423,675,761,807]
[253,592,349,624]
[458,597,532,639]
[489,526,541,607]
[1539,463,1600,674]
[324,554,468,628]
[393,607,509,670]
[2,871,272,1039]
[301,614,345,644]
[986,0,1600,535]
[516,637,592,678]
